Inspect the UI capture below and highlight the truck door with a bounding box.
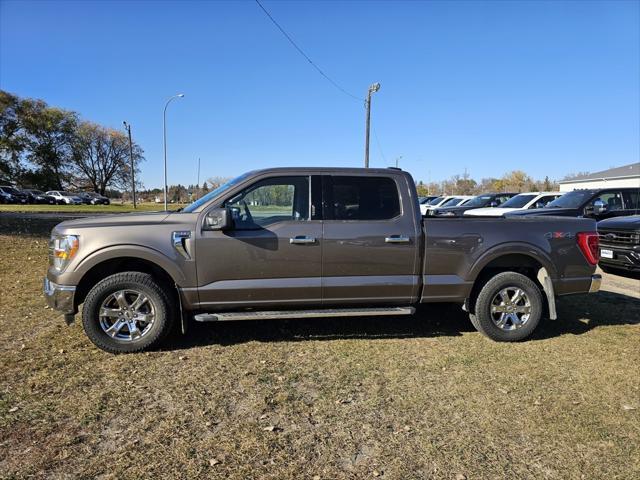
[321,174,421,305]
[196,175,322,309]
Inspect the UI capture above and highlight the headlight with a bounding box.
[49,234,79,272]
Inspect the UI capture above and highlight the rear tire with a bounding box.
[82,272,176,353]
[472,272,543,342]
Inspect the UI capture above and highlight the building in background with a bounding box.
[559,162,640,192]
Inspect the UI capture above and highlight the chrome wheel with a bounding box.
[490,287,531,331]
[98,289,155,341]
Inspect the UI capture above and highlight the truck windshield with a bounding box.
[545,191,591,209]
[463,195,492,208]
[499,194,536,208]
[441,197,463,207]
[182,173,251,213]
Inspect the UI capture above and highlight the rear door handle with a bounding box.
[385,235,410,244]
[290,235,316,245]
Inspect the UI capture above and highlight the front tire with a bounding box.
[82,272,176,353]
[472,272,543,342]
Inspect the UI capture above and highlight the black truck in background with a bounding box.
[506,188,640,220]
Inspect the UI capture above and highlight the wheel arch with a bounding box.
[73,254,180,312]
[466,244,556,315]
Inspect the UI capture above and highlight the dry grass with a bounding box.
[0,225,639,479]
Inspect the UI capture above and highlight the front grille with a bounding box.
[599,229,640,246]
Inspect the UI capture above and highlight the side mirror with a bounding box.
[203,207,231,231]
[593,199,607,215]
[490,201,499,207]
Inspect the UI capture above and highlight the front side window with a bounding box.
[225,176,309,229]
[622,190,640,210]
[327,176,400,220]
[591,192,623,212]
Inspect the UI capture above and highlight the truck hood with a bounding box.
[598,215,640,230]
[54,211,174,232]
[465,207,518,217]
[505,207,577,217]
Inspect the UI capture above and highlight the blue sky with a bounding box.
[1,0,638,188]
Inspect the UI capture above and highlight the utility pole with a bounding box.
[363,82,380,168]
[122,121,136,209]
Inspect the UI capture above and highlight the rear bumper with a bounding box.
[554,274,601,296]
[43,278,76,314]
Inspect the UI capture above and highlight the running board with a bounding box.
[194,306,415,322]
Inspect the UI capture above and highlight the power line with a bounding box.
[372,126,386,164]
[254,0,363,102]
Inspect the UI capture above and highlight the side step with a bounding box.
[194,306,415,322]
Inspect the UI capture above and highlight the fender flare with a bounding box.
[74,244,187,285]
[468,242,558,282]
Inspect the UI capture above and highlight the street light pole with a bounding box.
[163,93,185,211]
[395,155,402,169]
[122,121,136,209]
[363,82,380,168]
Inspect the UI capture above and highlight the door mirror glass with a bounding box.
[203,207,231,231]
[593,199,607,215]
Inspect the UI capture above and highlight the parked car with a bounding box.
[46,191,83,205]
[597,215,640,273]
[420,195,461,215]
[0,186,29,204]
[77,192,111,205]
[439,195,474,208]
[465,192,562,217]
[419,195,438,206]
[432,192,518,217]
[21,189,57,205]
[507,187,640,220]
[44,167,601,353]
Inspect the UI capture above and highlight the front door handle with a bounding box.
[290,235,316,245]
[385,235,410,244]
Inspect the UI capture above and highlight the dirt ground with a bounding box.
[0,222,638,479]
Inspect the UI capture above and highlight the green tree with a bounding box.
[19,98,78,190]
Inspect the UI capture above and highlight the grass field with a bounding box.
[0,202,186,214]
[0,221,638,479]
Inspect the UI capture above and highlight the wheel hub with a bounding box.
[98,289,155,341]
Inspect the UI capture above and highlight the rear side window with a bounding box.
[326,176,401,220]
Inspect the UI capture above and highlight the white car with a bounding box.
[464,192,562,217]
[46,190,83,205]
[420,195,461,215]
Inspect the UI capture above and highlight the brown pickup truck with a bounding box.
[44,167,602,353]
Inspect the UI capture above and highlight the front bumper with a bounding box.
[599,244,640,271]
[589,274,602,293]
[43,278,76,314]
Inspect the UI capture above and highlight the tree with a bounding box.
[19,98,78,190]
[0,91,25,183]
[70,121,144,195]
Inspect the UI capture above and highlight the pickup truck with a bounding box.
[44,167,602,353]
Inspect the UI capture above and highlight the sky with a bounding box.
[1,0,639,189]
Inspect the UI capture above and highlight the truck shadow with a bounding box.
[170,291,639,349]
